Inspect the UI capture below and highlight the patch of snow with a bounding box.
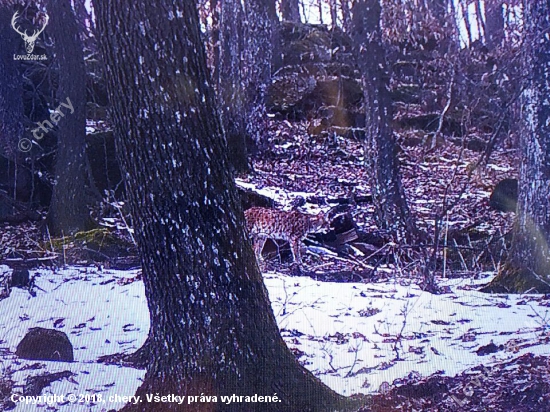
[234,180,328,214]
[0,266,548,410]
[0,267,147,411]
[486,164,514,172]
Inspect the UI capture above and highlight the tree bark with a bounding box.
[484,0,550,294]
[485,0,504,50]
[329,0,338,28]
[0,4,26,208]
[340,0,351,31]
[460,0,473,46]
[427,0,447,23]
[474,0,486,42]
[351,0,419,244]
[94,1,358,411]
[280,0,301,22]
[218,0,249,173]
[209,0,220,83]
[45,0,95,236]
[0,5,25,159]
[243,0,277,150]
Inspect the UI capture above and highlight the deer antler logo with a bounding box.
[11,11,49,54]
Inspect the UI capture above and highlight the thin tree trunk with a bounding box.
[427,0,447,23]
[330,0,338,28]
[351,0,420,244]
[244,0,277,150]
[485,0,504,49]
[474,0,486,42]
[45,0,94,236]
[281,0,301,22]
[460,0,473,46]
[0,5,26,209]
[0,5,25,160]
[218,0,249,173]
[340,0,351,31]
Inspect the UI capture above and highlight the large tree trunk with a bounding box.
[350,0,419,244]
[94,1,357,411]
[483,0,550,294]
[45,0,94,236]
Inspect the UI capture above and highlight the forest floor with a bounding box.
[240,120,550,410]
[0,266,548,411]
[238,118,517,278]
[1,119,549,411]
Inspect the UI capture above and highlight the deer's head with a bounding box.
[12,11,49,54]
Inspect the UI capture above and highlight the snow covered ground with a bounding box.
[0,265,548,411]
